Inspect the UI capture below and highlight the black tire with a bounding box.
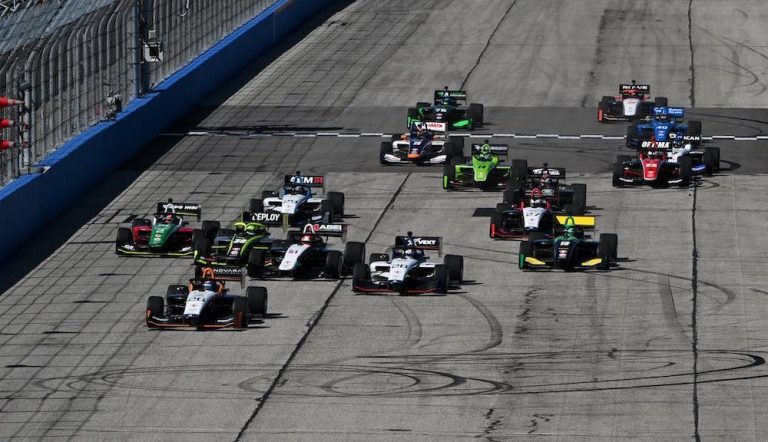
[679,156,692,187]
[146,296,164,327]
[193,233,210,259]
[449,136,465,156]
[598,233,618,262]
[232,297,248,329]
[444,254,464,284]
[443,162,456,190]
[261,190,276,200]
[166,284,188,297]
[637,101,654,119]
[601,95,614,103]
[325,250,343,279]
[495,203,513,212]
[470,103,484,126]
[518,241,532,270]
[654,96,668,107]
[703,147,718,175]
[503,188,522,205]
[465,107,475,131]
[369,253,389,263]
[380,141,390,165]
[434,265,449,294]
[687,121,702,136]
[116,227,132,250]
[571,183,587,215]
[320,199,334,223]
[247,249,266,278]
[617,154,631,164]
[407,107,419,128]
[201,220,220,241]
[352,262,370,292]
[612,161,624,187]
[490,210,503,238]
[246,286,268,317]
[249,198,264,213]
[508,159,528,189]
[626,123,639,147]
[343,241,365,273]
[327,192,345,217]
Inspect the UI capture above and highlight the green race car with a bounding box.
[115,200,202,257]
[407,87,484,131]
[193,221,276,269]
[442,142,524,191]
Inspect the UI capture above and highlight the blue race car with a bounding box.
[625,106,701,148]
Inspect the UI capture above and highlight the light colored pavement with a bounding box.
[1,0,767,440]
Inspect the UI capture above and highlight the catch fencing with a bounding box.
[0,0,277,186]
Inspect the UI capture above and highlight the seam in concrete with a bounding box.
[691,180,701,441]
[460,0,518,90]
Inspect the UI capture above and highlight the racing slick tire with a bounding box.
[654,96,668,107]
[703,147,719,175]
[444,254,464,284]
[625,123,639,147]
[328,192,345,218]
[246,286,268,317]
[518,241,533,270]
[321,199,334,223]
[503,188,522,205]
[116,227,132,252]
[325,251,344,279]
[201,221,220,241]
[192,232,209,258]
[571,183,587,215]
[612,161,626,188]
[490,210,503,238]
[146,296,164,328]
[598,233,618,269]
[343,241,366,274]
[247,249,266,278]
[232,297,248,329]
[369,253,389,263]
[508,159,528,189]
[407,107,419,128]
[442,162,456,190]
[352,262,370,293]
[679,156,693,187]
[434,265,449,295]
[687,121,702,136]
[249,198,264,213]
[465,108,476,131]
[597,97,612,122]
[470,103,484,126]
[261,190,277,199]
[449,136,465,157]
[380,141,390,165]
[637,101,654,119]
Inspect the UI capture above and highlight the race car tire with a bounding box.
[679,156,693,187]
[449,136,465,155]
[116,227,132,249]
[490,211,503,238]
[597,103,606,122]
[328,192,345,217]
[261,190,277,199]
[380,141,390,165]
[146,296,164,328]
[193,231,209,257]
[246,286,268,317]
[166,284,188,297]
[625,123,639,147]
[202,220,220,241]
[407,107,419,128]
[249,198,264,213]
[465,107,476,131]
[391,133,400,142]
[687,120,702,136]
[321,199,334,223]
[598,233,618,268]
[442,162,456,190]
[352,262,370,292]
[444,254,464,284]
[507,160,527,189]
[369,253,389,264]
[637,102,654,119]
[470,103,484,126]
[232,297,248,329]
[612,161,625,187]
[247,249,266,278]
[601,95,614,104]
[343,241,366,274]
[703,147,719,175]
[518,241,533,269]
[325,251,344,279]
[571,183,587,215]
[503,188,522,205]
[416,101,430,109]
[434,265,449,294]
[654,96,668,107]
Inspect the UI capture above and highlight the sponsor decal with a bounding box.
[210,267,242,276]
[641,141,670,148]
[312,224,345,233]
[250,212,281,222]
[287,175,324,185]
[413,238,437,246]
[620,84,650,91]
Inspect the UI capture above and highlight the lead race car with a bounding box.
[352,233,463,295]
[597,81,666,122]
[116,199,202,257]
[442,142,516,191]
[243,172,345,228]
[380,122,464,165]
[407,86,484,131]
[518,216,618,271]
[145,266,268,329]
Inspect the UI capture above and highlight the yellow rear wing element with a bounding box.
[555,215,596,227]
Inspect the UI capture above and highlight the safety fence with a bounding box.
[0,0,277,186]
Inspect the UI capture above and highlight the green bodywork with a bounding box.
[194,221,271,265]
[148,222,179,248]
[407,106,473,130]
[443,154,511,189]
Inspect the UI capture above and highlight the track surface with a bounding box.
[2,1,768,440]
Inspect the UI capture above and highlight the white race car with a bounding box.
[380,122,463,165]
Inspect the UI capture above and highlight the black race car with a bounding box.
[407,87,484,130]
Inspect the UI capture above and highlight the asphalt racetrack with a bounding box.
[1,1,768,440]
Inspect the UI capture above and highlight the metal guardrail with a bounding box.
[0,0,276,186]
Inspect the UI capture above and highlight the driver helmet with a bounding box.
[245,223,259,234]
[235,222,245,233]
[164,214,174,224]
[415,123,427,138]
[300,234,314,244]
[539,170,552,186]
[405,248,415,258]
[530,188,544,207]
[656,113,669,122]
[203,281,214,292]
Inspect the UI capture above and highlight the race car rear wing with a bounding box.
[394,236,443,256]
[286,223,348,242]
[471,144,508,156]
[193,265,246,288]
[619,83,650,93]
[156,201,202,221]
[527,166,566,179]
[410,121,448,133]
[653,106,684,118]
[555,215,596,228]
[284,174,326,189]
[241,211,283,226]
[433,89,467,103]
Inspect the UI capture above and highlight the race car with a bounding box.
[490,189,594,240]
[518,216,618,271]
[442,142,515,191]
[245,223,365,279]
[501,162,587,215]
[613,140,720,187]
[597,81,666,122]
[407,86,484,130]
[193,220,274,268]
[380,122,464,165]
[626,106,702,149]
[145,266,268,329]
[243,172,344,228]
[352,233,463,294]
[115,200,202,257]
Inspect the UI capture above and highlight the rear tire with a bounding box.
[327,192,345,217]
[503,188,522,205]
[598,233,619,262]
[571,183,587,215]
[654,96,668,107]
[249,198,264,213]
[193,234,210,261]
[247,249,266,278]
[246,287,268,317]
[232,297,248,329]
[470,103,484,126]
[407,107,419,128]
[201,220,220,241]
[352,262,370,292]
[508,159,528,189]
[343,241,366,274]
[146,296,164,327]
[703,147,718,175]
[490,211,502,238]
[612,161,624,187]
[679,156,693,187]
[434,265,449,294]
[449,136,465,156]
[518,241,533,270]
[626,123,639,147]
[380,141,390,165]
[444,254,464,284]
[325,251,343,279]
[465,108,475,131]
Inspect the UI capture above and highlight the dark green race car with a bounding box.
[442,142,524,191]
[193,221,276,269]
[115,200,202,257]
[407,87,484,131]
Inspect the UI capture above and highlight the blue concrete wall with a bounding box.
[0,0,335,261]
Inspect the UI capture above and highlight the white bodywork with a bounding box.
[369,257,436,283]
[278,243,311,271]
[523,207,547,229]
[622,98,640,116]
[385,139,448,164]
[183,289,217,317]
[264,194,323,215]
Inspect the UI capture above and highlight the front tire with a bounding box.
[247,249,266,278]
[343,241,365,274]
[246,287,268,317]
[232,297,248,329]
[434,265,449,294]
[325,251,343,279]
[327,192,345,218]
[444,254,464,284]
[146,296,164,328]
[249,198,264,213]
